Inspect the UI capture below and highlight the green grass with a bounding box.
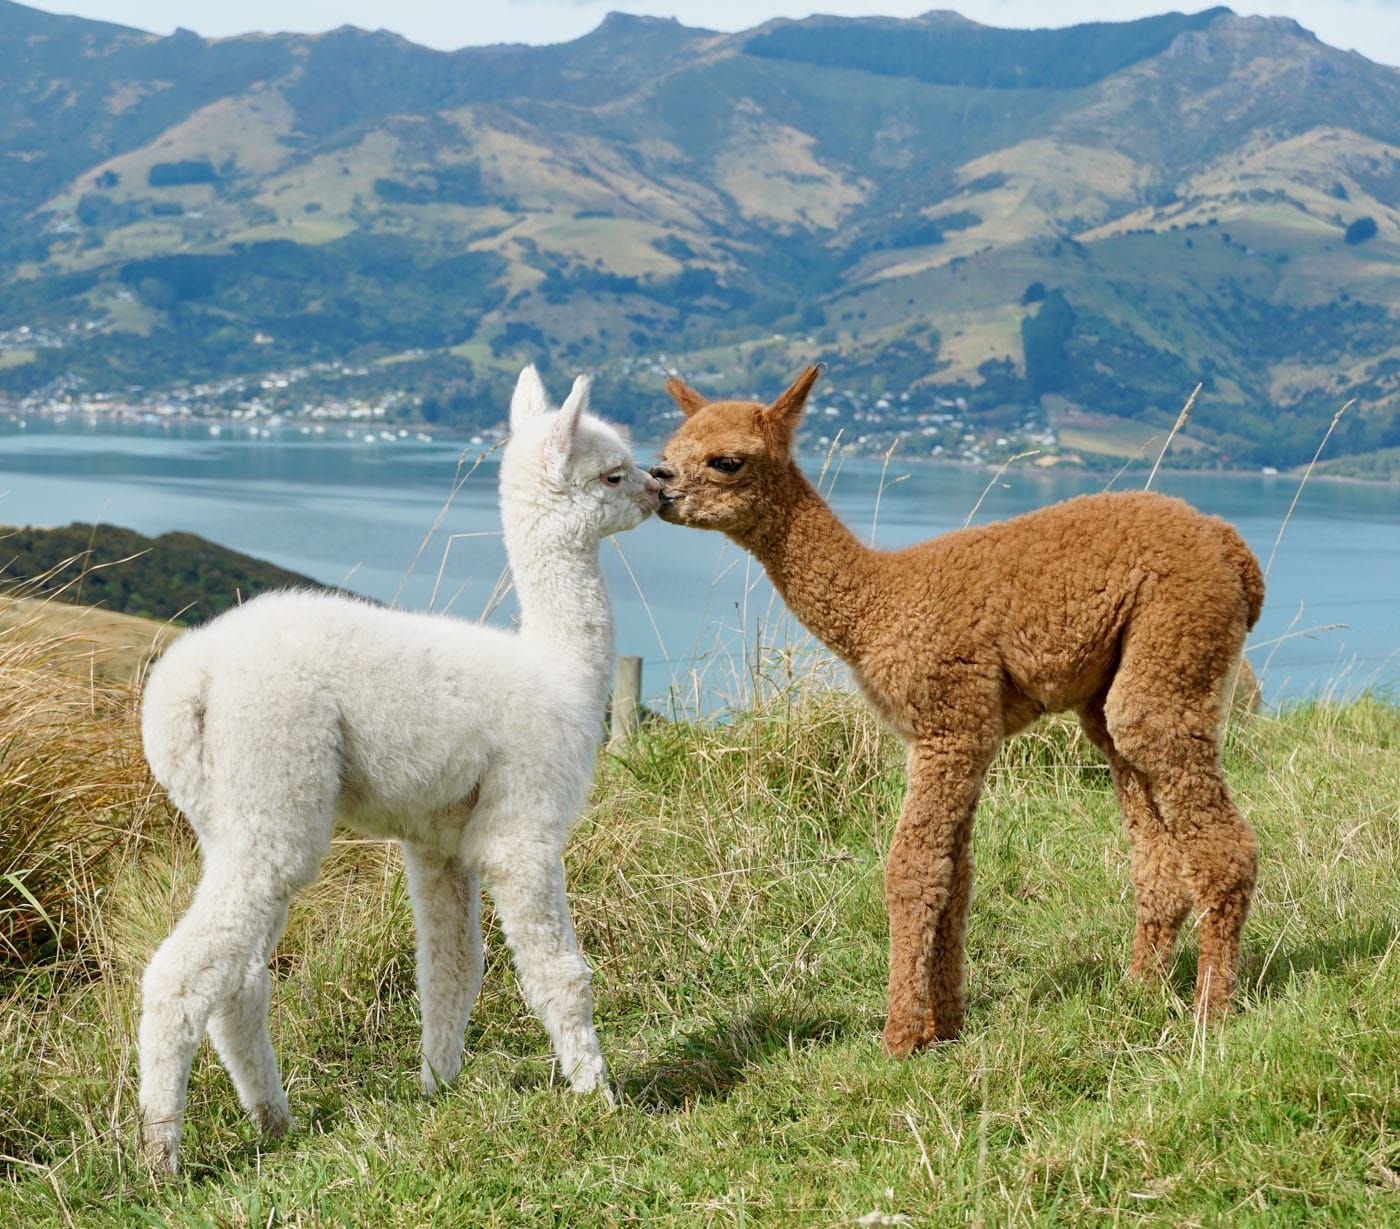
[1313,446,1400,482]
[1,691,1396,1226]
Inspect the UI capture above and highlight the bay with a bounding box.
[0,415,1395,709]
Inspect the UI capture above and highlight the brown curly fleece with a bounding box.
[653,366,1264,1056]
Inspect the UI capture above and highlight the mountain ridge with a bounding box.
[1,3,1398,471]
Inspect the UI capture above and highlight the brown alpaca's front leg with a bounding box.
[923,810,974,1043]
[883,741,990,1057]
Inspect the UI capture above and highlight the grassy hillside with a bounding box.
[0,593,174,684]
[1,5,1398,468]
[0,522,324,624]
[1,676,1395,1224]
[743,8,1230,90]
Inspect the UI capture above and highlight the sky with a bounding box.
[20,0,1400,65]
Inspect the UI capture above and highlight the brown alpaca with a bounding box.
[651,367,1263,1056]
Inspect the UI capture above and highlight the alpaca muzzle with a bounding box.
[648,464,682,513]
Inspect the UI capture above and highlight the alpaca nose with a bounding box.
[650,463,675,482]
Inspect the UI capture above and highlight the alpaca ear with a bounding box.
[511,364,551,431]
[544,373,589,483]
[761,364,822,440]
[665,375,708,418]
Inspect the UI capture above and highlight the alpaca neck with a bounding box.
[506,527,615,697]
[733,465,882,664]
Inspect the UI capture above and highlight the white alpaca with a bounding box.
[137,367,658,1173]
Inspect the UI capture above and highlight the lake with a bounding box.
[1,415,1396,709]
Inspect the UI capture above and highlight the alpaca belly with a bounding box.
[1008,664,1108,715]
[1003,619,1124,714]
[335,770,484,851]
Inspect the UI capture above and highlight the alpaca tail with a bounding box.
[1222,525,1266,631]
[140,639,211,819]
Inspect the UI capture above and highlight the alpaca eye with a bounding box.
[709,457,743,474]
[603,472,624,486]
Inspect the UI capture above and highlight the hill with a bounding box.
[1,4,1399,470]
[1,687,1396,1220]
[0,593,174,683]
[0,521,324,623]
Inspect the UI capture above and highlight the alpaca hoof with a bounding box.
[421,1054,463,1097]
[252,1100,292,1139]
[1192,997,1233,1023]
[1192,985,1236,1018]
[1127,953,1172,982]
[142,1121,181,1175]
[581,1080,618,1109]
[1192,965,1237,1017]
[880,1022,920,1059]
[567,1056,612,1102]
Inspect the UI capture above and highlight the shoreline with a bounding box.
[1,406,1395,487]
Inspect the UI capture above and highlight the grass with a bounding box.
[0,613,169,968]
[0,596,175,686]
[1313,446,1400,483]
[1054,414,1173,460]
[0,665,1396,1225]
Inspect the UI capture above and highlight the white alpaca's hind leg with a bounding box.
[206,902,292,1137]
[404,843,483,1095]
[139,871,283,1172]
[481,845,611,1101]
[139,823,329,1174]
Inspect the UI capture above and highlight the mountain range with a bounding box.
[1,2,1398,472]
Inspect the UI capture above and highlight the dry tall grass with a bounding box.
[0,606,170,966]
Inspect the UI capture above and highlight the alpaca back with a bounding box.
[140,367,657,839]
[141,589,605,842]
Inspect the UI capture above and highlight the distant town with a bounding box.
[1,324,1067,466]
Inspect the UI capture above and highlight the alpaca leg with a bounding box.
[139,823,329,1173]
[140,872,294,1172]
[883,738,993,1058]
[923,810,974,1045]
[403,843,484,1095]
[1106,680,1256,1015]
[480,846,609,1098]
[1079,701,1192,978]
[1123,812,1193,979]
[1134,749,1256,1013]
[205,902,292,1138]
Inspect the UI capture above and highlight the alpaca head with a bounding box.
[500,365,660,545]
[650,365,821,536]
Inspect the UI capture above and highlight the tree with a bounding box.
[148,160,219,187]
[1021,290,1075,395]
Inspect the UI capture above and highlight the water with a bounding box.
[1,416,1396,708]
